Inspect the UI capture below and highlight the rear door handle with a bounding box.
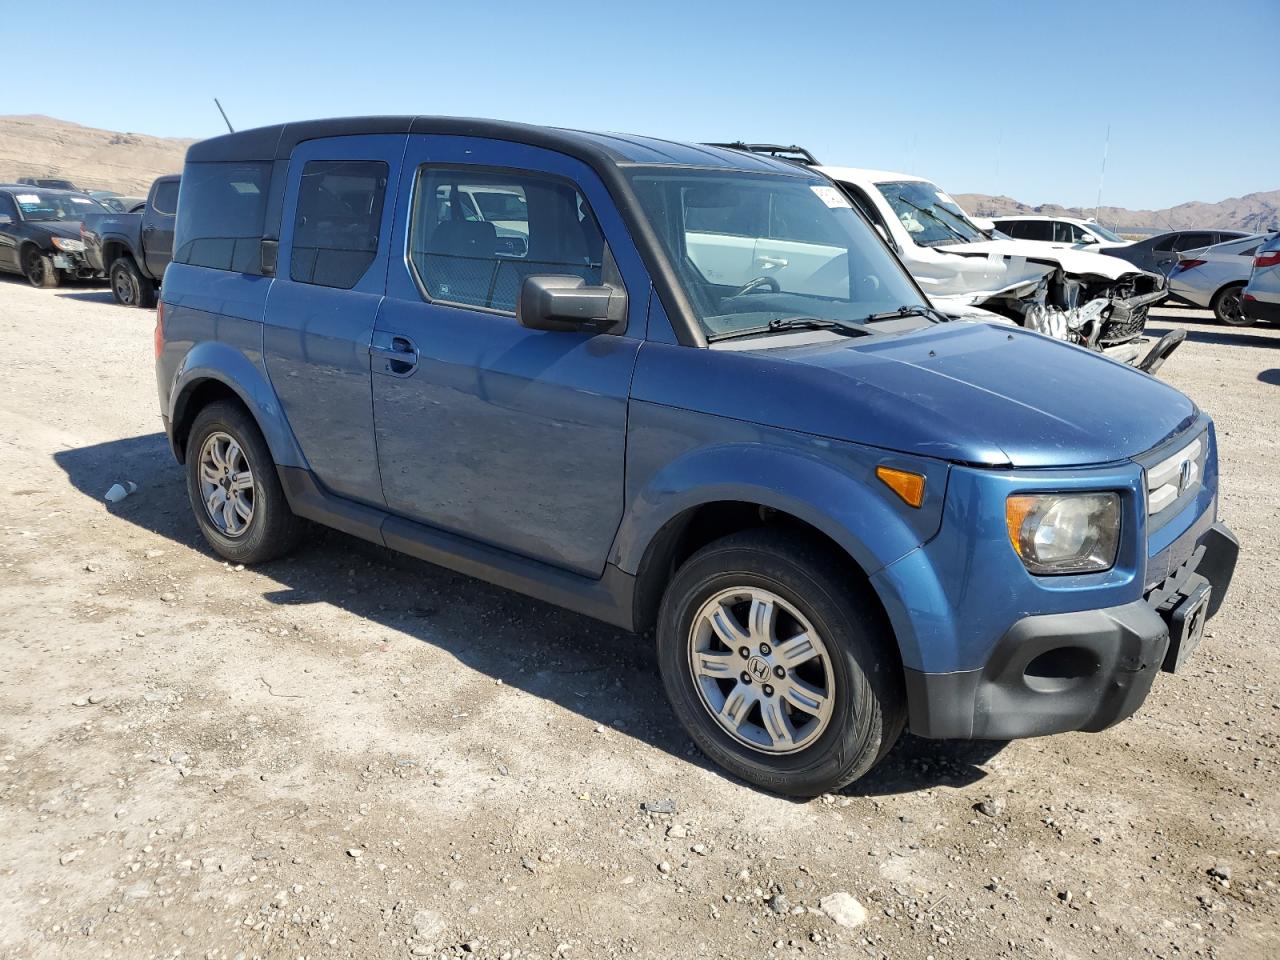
[371,335,419,377]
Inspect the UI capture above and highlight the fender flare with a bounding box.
[168,340,307,470]
[613,443,944,660]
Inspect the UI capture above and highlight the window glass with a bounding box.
[9,192,106,221]
[1153,235,1177,252]
[173,161,272,273]
[290,160,388,289]
[997,220,1024,238]
[1086,222,1124,242]
[151,179,180,215]
[628,168,926,341]
[0,193,16,218]
[875,180,985,246]
[1052,221,1078,243]
[1174,232,1214,251]
[409,167,605,312]
[1020,221,1053,241]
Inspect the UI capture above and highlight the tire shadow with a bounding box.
[840,735,1006,797]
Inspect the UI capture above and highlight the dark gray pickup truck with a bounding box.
[81,174,180,306]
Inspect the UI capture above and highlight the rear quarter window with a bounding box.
[289,160,388,289]
[173,161,272,273]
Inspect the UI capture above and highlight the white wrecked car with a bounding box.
[710,145,1180,371]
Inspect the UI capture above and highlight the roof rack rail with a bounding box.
[704,142,820,166]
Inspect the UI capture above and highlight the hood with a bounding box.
[711,322,1198,467]
[936,238,1151,282]
[26,220,85,240]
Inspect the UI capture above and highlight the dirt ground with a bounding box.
[1,276,1277,960]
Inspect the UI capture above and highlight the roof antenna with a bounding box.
[1093,123,1109,221]
[214,98,235,133]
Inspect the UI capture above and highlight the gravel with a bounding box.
[0,286,1277,958]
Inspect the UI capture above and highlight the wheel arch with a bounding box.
[168,345,306,471]
[620,445,943,659]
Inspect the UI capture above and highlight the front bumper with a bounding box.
[50,250,99,279]
[906,521,1238,740]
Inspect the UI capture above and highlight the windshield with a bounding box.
[627,169,926,340]
[12,192,106,221]
[1086,222,1125,243]
[876,180,985,246]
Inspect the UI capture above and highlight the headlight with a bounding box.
[50,237,84,253]
[1005,492,1120,575]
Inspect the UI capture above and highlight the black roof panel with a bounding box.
[186,116,810,176]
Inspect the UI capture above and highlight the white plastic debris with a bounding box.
[104,481,138,503]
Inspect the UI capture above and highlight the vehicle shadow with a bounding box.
[53,433,988,798]
[842,735,1005,797]
[1258,369,1280,386]
[54,289,115,305]
[1146,324,1280,349]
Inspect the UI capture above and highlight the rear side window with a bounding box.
[151,179,179,215]
[408,166,605,313]
[1152,235,1177,252]
[290,160,388,289]
[173,161,272,273]
[1174,232,1214,251]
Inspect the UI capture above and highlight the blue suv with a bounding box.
[155,117,1238,796]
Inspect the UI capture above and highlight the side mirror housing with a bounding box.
[517,275,627,334]
[0,214,11,226]
[1079,234,1098,245]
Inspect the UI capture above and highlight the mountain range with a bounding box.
[2,114,1276,233]
[954,190,1280,235]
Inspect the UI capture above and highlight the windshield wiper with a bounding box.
[895,195,970,243]
[862,305,950,324]
[708,316,874,342]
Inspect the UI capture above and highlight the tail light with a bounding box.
[1174,258,1206,272]
[154,301,165,359]
[1254,250,1280,269]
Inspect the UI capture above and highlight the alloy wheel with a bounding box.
[198,431,255,537]
[687,586,835,755]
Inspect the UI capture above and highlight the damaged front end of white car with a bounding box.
[928,249,1183,374]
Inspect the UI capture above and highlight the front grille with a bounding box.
[1146,433,1206,516]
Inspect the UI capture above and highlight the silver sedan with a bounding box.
[1166,233,1275,325]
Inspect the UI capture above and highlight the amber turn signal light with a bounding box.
[876,466,926,508]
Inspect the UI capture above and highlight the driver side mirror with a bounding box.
[1078,233,1098,245]
[0,214,11,226]
[517,275,627,334]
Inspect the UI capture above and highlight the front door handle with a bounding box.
[371,335,419,377]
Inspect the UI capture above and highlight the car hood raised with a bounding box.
[694,321,1198,467]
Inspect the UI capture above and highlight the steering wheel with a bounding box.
[730,275,781,298]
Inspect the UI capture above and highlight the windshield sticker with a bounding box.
[810,185,851,209]
[16,194,40,204]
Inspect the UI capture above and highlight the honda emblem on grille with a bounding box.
[1178,458,1193,491]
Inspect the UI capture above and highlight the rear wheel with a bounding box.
[1212,283,1252,326]
[656,529,904,796]
[109,257,155,308]
[23,247,60,288]
[184,401,303,564]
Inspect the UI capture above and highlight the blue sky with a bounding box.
[4,0,1276,210]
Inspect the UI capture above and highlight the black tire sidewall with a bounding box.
[25,249,59,288]
[184,402,298,564]
[1214,284,1251,326]
[657,532,901,796]
[110,258,154,308]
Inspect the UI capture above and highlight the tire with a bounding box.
[109,256,156,308]
[1212,283,1252,326]
[656,529,905,796]
[23,247,60,288]
[184,400,303,564]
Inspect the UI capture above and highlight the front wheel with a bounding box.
[184,401,303,564]
[656,529,904,796]
[23,248,60,288]
[1212,283,1252,326]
